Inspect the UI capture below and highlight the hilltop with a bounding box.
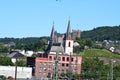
[81,25,120,41]
[0,26,120,44]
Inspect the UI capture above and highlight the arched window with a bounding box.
[68,42,71,47]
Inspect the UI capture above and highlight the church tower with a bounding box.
[45,23,55,55]
[64,20,73,55]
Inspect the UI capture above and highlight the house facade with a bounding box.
[35,54,82,79]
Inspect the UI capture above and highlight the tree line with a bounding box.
[0,37,49,55]
[0,37,49,44]
[81,25,120,41]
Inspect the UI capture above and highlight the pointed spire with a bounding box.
[45,22,55,55]
[50,22,55,40]
[66,19,71,39]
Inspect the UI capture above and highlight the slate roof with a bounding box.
[8,51,24,58]
[50,46,64,53]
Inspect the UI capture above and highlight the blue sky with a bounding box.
[0,0,120,38]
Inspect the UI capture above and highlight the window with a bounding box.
[67,57,69,61]
[49,56,52,61]
[54,57,56,60]
[62,57,65,61]
[44,68,47,71]
[66,64,69,67]
[62,63,64,67]
[68,42,71,47]
[71,57,74,62]
[43,63,46,65]
[58,63,60,66]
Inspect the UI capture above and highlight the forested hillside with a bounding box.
[0,37,49,52]
[0,37,49,44]
[81,25,120,41]
[0,26,120,44]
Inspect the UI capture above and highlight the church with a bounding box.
[45,20,74,55]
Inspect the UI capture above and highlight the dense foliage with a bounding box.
[74,38,94,53]
[77,49,120,79]
[0,56,13,66]
[0,37,49,52]
[13,38,47,51]
[81,26,120,41]
[80,57,120,80]
[0,43,9,56]
[0,37,49,44]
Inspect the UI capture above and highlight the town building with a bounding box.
[35,20,82,79]
[35,54,82,79]
[0,66,32,79]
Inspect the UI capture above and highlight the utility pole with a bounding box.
[53,52,59,80]
[110,59,116,80]
[15,58,18,80]
[69,52,72,80]
[75,53,78,79]
[110,59,113,80]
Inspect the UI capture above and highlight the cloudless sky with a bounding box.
[0,0,120,38]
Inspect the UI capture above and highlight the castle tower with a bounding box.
[64,20,73,55]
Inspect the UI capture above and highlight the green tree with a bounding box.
[0,43,9,54]
[34,39,47,51]
[16,58,26,67]
[74,38,94,52]
[80,57,110,79]
[0,56,13,66]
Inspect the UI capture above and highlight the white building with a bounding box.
[0,66,32,79]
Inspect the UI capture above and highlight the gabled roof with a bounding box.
[8,51,24,58]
